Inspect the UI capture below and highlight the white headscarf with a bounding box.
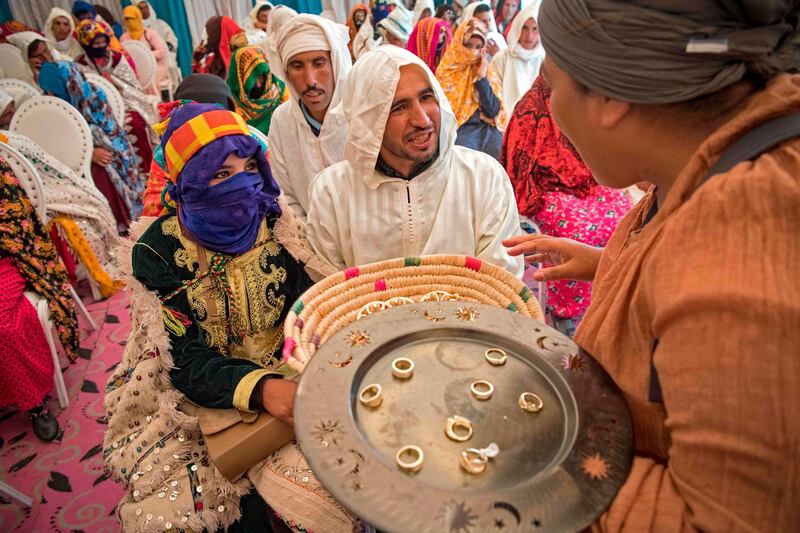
[267,14,352,106]
[266,5,299,39]
[498,2,544,113]
[242,1,274,32]
[44,7,82,59]
[340,46,457,184]
[461,1,507,49]
[412,0,436,24]
[377,4,414,43]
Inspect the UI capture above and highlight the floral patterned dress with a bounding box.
[0,158,78,408]
[502,76,632,321]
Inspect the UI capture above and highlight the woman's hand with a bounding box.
[261,379,297,425]
[486,38,500,57]
[478,48,489,78]
[503,234,603,282]
[92,148,113,166]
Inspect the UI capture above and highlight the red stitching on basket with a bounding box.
[465,257,482,271]
[344,267,360,280]
[282,337,297,361]
[374,279,387,291]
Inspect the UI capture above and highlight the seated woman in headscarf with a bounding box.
[72,1,133,65]
[347,3,369,61]
[121,5,169,97]
[491,1,544,129]
[494,0,520,36]
[5,32,59,85]
[241,0,273,47]
[227,46,287,136]
[437,17,506,159]
[460,0,507,55]
[0,91,123,296]
[192,16,247,79]
[406,16,452,72]
[73,19,156,172]
[45,7,83,60]
[501,76,631,334]
[435,4,457,28]
[38,61,142,230]
[0,157,78,441]
[104,103,352,533]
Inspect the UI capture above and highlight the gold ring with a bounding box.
[391,357,414,379]
[359,384,383,408]
[445,415,473,442]
[459,448,488,474]
[396,445,424,473]
[518,392,543,413]
[484,348,508,366]
[470,380,494,400]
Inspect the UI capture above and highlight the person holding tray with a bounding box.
[504,0,800,530]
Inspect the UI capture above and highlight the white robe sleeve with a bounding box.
[306,171,348,271]
[475,165,525,278]
[267,115,305,221]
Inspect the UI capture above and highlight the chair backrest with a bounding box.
[0,78,40,107]
[0,141,47,222]
[248,125,269,151]
[0,45,33,85]
[122,40,156,90]
[83,72,125,125]
[10,96,93,181]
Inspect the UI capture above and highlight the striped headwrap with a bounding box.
[75,18,113,47]
[163,109,250,182]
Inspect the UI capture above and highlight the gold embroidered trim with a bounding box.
[233,369,275,412]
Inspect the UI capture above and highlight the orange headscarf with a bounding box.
[122,5,145,41]
[435,18,506,127]
[347,3,369,58]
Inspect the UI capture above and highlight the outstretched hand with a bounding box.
[503,234,603,282]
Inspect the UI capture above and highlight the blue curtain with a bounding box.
[119,0,194,76]
[0,0,12,23]
[278,0,322,14]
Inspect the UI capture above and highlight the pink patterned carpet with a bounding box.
[0,289,129,532]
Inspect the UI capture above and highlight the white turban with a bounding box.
[267,14,352,106]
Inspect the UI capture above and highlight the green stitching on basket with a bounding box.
[404,256,421,267]
[519,286,532,302]
[291,300,305,315]
[507,303,518,312]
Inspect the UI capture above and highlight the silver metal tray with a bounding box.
[295,301,633,532]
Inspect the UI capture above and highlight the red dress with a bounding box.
[501,76,632,320]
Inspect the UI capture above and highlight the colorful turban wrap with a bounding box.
[75,18,114,47]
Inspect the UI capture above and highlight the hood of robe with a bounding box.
[341,46,456,188]
[266,14,352,110]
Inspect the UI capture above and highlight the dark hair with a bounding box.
[474,4,491,15]
[27,39,45,58]
[258,5,272,14]
[94,5,116,25]
[435,4,454,18]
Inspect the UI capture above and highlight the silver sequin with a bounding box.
[165,522,172,529]
[158,492,165,498]
[163,465,171,472]
[136,509,142,516]
[133,490,140,497]
[190,465,198,472]
[196,486,202,493]
[146,513,153,520]
[217,505,225,512]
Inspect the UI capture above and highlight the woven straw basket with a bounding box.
[282,255,544,372]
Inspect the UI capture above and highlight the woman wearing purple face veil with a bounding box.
[103,103,350,532]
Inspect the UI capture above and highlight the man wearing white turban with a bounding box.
[306,46,523,276]
[267,14,351,220]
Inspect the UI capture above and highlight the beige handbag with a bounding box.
[185,403,295,481]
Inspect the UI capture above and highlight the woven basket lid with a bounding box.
[283,255,543,372]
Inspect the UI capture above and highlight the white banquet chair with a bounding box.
[0,78,40,107]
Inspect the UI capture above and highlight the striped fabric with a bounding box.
[164,110,250,181]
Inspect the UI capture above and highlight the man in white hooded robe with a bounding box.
[306,46,523,277]
[266,15,351,221]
